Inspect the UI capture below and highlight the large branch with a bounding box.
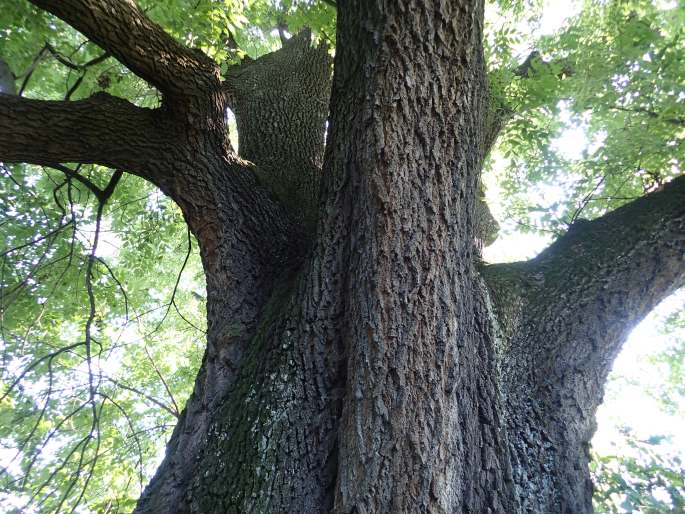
[481,175,684,502]
[487,174,685,386]
[223,30,332,227]
[0,92,171,178]
[29,0,220,98]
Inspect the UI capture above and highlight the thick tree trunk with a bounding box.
[140,1,518,512]
[2,1,684,513]
[128,1,684,512]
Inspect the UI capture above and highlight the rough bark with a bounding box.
[1,1,684,514]
[326,2,516,513]
[0,92,171,173]
[482,175,685,512]
[136,33,333,514]
[225,30,332,229]
[174,2,514,512]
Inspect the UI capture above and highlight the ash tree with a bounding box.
[0,0,684,513]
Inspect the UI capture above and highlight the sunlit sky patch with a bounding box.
[594,290,685,454]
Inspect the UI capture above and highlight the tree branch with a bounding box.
[29,0,220,98]
[488,174,685,385]
[43,42,110,72]
[610,105,685,127]
[0,92,170,177]
[481,176,684,498]
[484,51,572,155]
[104,378,179,419]
[222,30,332,226]
[513,51,573,79]
[45,164,109,200]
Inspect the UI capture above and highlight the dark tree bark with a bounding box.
[224,29,332,230]
[1,1,683,513]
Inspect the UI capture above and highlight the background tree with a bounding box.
[0,0,683,513]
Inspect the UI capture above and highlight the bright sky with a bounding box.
[595,290,685,456]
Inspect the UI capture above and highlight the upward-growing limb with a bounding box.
[483,175,685,388]
[28,0,221,100]
[482,174,685,512]
[223,30,332,227]
[521,174,684,382]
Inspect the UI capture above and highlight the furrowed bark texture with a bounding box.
[225,30,333,228]
[3,1,685,513]
[180,1,520,512]
[482,175,685,513]
[137,35,334,514]
[0,93,171,172]
[328,2,516,513]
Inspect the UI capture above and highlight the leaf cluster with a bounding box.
[488,0,684,236]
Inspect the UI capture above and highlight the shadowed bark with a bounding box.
[225,30,332,229]
[0,93,171,174]
[1,1,683,513]
[326,2,513,512]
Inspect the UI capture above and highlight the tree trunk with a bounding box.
[2,1,684,513]
[137,1,682,512]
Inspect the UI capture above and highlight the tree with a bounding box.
[0,0,683,513]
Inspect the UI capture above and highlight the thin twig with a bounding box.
[142,345,180,419]
[105,377,179,418]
